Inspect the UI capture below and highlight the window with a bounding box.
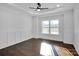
[41,20,59,35]
[42,21,49,34]
[50,20,59,34]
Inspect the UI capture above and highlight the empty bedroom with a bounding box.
[0,3,79,56]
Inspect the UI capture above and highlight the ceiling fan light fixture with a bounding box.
[29,3,48,11]
[37,9,40,11]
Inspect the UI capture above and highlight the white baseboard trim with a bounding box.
[73,43,79,55]
[0,37,32,50]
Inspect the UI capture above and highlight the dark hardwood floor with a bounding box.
[0,38,78,56]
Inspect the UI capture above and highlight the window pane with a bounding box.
[42,21,49,27]
[50,20,59,34]
[50,28,59,34]
[42,21,49,34]
[42,28,49,34]
[50,20,59,28]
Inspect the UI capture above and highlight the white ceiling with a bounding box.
[8,3,75,15]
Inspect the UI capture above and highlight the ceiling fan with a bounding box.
[29,3,48,11]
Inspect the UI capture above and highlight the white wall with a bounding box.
[0,4,33,49]
[32,16,39,38]
[63,10,74,44]
[33,10,74,44]
[73,4,79,54]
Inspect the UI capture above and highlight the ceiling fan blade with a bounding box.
[34,9,37,11]
[40,8,48,10]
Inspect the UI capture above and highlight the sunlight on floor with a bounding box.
[40,42,54,56]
